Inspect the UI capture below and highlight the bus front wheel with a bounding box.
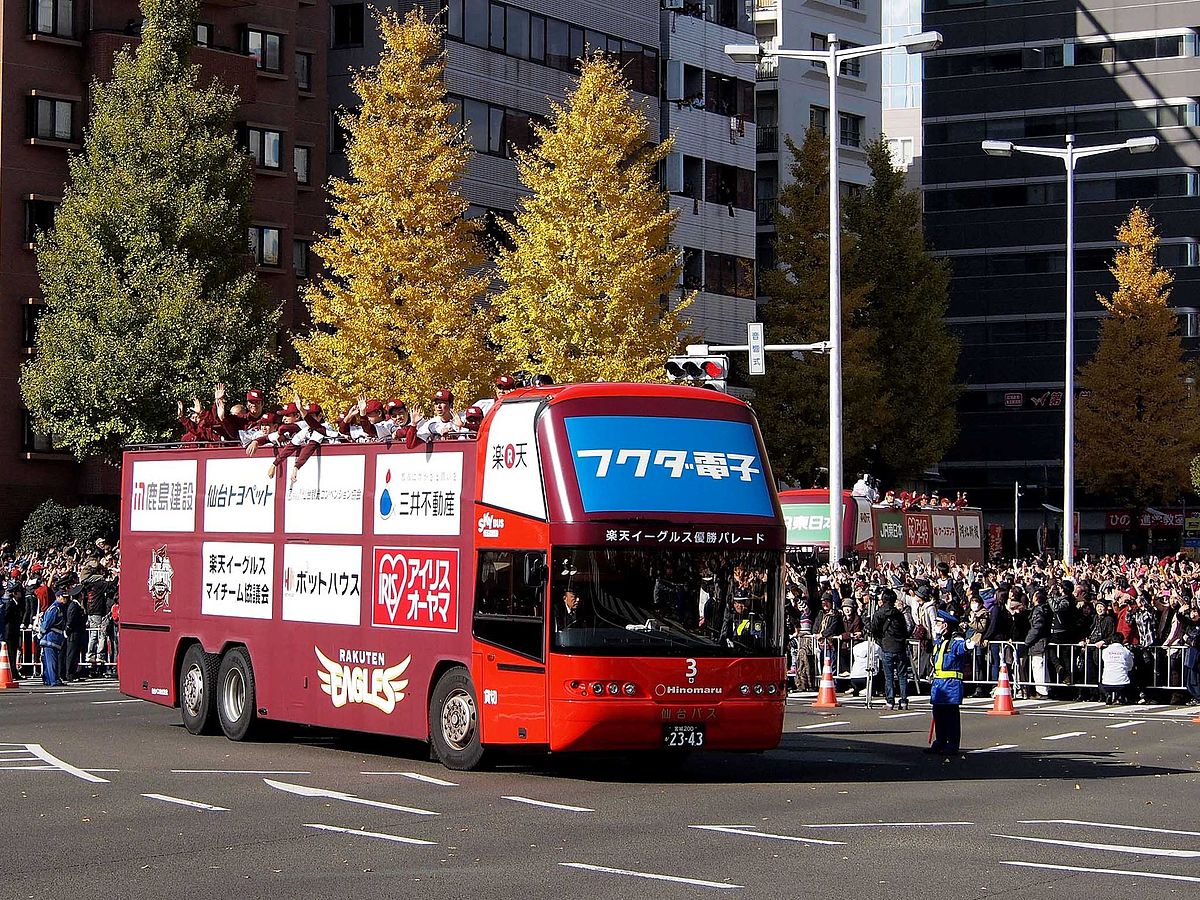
[429,668,486,771]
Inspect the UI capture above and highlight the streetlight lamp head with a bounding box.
[1125,135,1159,154]
[724,43,762,65]
[982,140,1015,157]
[900,31,943,54]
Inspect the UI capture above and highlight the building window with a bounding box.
[24,198,58,244]
[29,0,74,39]
[810,105,829,136]
[294,145,311,184]
[244,126,282,170]
[244,28,283,72]
[840,113,863,148]
[489,2,505,51]
[195,23,212,47]
[28,96,74,142]
[23,410,61,454]
[23,303,46,349]
[296,52,313,91]
[293,240,311,278]
[330,110,350,154]
[705,251,754,298]
[445,0,463,39]
[887,137,914,169]
[452,94,539,159]
[331,3,365,48]
[249,226,281,267]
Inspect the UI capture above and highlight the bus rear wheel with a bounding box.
[429,668,486,771]
[216,647,260,741]
[179,643,219,735]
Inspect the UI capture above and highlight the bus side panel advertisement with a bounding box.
[282,544,362,626]
[203,457,275,533]
[905,514,933,549]
[782,503,829,545]
[201,541,274,619]
[931,514,958,549]
[564,416,773,516]
[481,401,546,520]
[372,547,460,633]
[957,514,983,549]
[129,459,198,532]
[373,452,463,536]
[875,510,905,553]
[284,454,365,535]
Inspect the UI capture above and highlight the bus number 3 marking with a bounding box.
[685,658,697,682]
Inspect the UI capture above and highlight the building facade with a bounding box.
[922,0,1200,541]
[881,0,922,186]
[2,0,328,533]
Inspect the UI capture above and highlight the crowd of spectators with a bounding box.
[784,553,1200,705]
[0,539,119,684]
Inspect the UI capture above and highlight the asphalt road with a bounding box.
[1,680,1197,900]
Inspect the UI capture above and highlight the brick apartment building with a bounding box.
[1,0,327,535]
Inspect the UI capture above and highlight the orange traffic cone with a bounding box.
[987,662,1018,716]
[811,655,840,709]
[0,643,20,689]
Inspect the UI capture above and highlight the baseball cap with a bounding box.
[281,402,299,416]
[464,406,484,421]
[363,399,384,416]
[246,389,263,402]
[386,398,406,412]
[495,375,516,390]
[304,403,322,416]
[432,389,453,403]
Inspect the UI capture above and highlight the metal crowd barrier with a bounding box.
[11,625,118,682]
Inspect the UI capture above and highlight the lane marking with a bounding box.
[38,689,112,696]
[993,833,1200,858]
[1042,731,1087,741]
[1105,720,1144,729]
[1012,699,1053,707]
[91,699,143,705]
[1152,707,1199,717]
[503,796,593,813]
[1001,861,1200,884]
[799,821,973,829]
[0,765,56,771]
[142,793,228,811]
[1108,704,1162,714]
[26,743,109,783]
[967,744,1018,754]
[173,770,311,775]
[559,862,740,889]
[358,771,458,786]
[1019,819,1200,838]
[796,721,849,730]
[690,824,844,845]
[1056,702,1106,711]
[303,823,437,846]
[879,712,925,719]
[264,778,438,816]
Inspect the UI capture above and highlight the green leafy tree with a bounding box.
[1077,206,1200,508]
[19,0,280,460]
[19,500,72,553]
[844,138,959,482]
[70,505,119,545]
[752,129,886,485]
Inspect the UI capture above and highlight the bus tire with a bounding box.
[429,668,486,771]
[178,643,219,736]
[216,647,260,742]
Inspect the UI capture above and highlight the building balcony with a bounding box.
[756,198,777,226]
[756,59,777,81]
[757,125,778,153]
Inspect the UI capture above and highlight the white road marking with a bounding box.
[503,796,593,813]
[0,749,35,754]
[0,766,56,771]
[1019,819,1200,838]
[303,823,437,846]
[1042,731,1087,741]
[690,824,844,845]
[38,689,111,696]
[1056,702,1106,711]
[142,793,228,811]
[91,699,142,705]
[26,743,109,783]
[1012,699,1052,707]
[358,771,457,786]
[1001,861,1200,884]
[559,862,741,890]
[173,770,311,775]
[993,833,1200,858]
[264,778,438,816]
[1108,704,1162,714]
[1152,707,1198,717]
[879,712,924,719]
[1105,720,1144,729]
[967,744,1018,754]
[799,821,973,829]
[796,721,849,730]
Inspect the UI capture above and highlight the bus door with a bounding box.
[472,550,549,745]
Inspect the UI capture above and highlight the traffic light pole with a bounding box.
[686,341,832,356]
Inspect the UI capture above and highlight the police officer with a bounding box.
[926,609,979,756]
[38,579,74,686]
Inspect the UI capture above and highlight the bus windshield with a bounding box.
[549,547,782,657]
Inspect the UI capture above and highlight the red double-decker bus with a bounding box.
[119,383,786,769]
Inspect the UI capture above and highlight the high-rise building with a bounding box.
[922,1,1200,538]
[2,0,328,533]
[881,0,922,185]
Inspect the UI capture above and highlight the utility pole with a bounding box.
[1014,482,1022,560]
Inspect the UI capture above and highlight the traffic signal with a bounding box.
[665,355,728,392]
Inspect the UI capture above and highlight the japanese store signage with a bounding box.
[481,401,546,519]
[129,459,197,532]
[565,416,772,517]
[203,457,275,533]
[282,544,362,626]
[201,541,273,619]
[372,547,459,632]
[284,454,365,535]
[372,452,462,536]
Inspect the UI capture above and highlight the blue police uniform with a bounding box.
[39,599,67,686]
[927,611,970,755]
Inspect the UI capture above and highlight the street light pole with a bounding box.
[981,133,1158,567]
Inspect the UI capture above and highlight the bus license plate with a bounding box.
[662,724,705,749]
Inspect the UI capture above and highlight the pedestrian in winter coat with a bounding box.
[1022,589,1052,698]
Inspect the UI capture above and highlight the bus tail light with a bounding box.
[753,683,765,695]
[607,682,620,695]
[739,684,750,695]
[622,682,637,696]
[766,683,779,695]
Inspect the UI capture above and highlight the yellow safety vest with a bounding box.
[932,641,962,679]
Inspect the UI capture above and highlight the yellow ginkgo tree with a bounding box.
[289,9,493,410]
[490,53,691,384]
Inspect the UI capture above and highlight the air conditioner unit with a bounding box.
[662,0,685,10]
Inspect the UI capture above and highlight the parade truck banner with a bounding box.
[564,416,773,517]
[931,515,958,549]
[282,544,362,626]
[372,547,459,632]
[203,457,275,533]
[129,459,198,532]
[372,452,463,536]
[201,541,274,619]
[782,503,830,545]
[284,454,365,535]
[481,401,546,520]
